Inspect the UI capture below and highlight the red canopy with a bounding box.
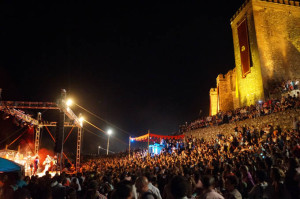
[131,133,184,142]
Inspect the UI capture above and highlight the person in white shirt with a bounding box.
[71,176,81,191]
[148,182,162,199]
[200,175,224,199]
[145,173,162,199]
[135,176,158,199]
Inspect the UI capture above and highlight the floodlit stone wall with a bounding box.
[231,0,265,107]
[209,88,218,116]
[209,0,300,114]
[185,109,300,140]
[251,0,300,95]
[232,68,240,109]
[210,69,239,115]
[217,71,236,112]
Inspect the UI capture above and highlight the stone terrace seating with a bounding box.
[185,109,300,140]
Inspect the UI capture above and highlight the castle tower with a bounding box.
[210,70,239,115]
[209,0,300,114]
[231,0,300,107]
[209,88,218,116]
[216,74,234,113]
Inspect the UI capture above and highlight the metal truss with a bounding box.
[0,90,83,172]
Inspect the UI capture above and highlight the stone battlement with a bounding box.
[210,88,217,93]
[262,0,300,6]
[230,0,251,22]
[224,70,233,78]
[216,70,235,83]
[230,0,300,22]
[217,74,225,81]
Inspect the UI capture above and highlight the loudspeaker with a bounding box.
[54,112,65,153]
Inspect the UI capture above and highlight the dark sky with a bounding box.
[0,1,243,153]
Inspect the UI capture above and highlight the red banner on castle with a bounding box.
[237,17,251,78]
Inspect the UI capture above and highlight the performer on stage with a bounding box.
[30,163,34,176]
[51,155,57,172]
[33,156,39,175]
[42,155,52,174]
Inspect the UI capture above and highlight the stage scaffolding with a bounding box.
[0,89,83,172]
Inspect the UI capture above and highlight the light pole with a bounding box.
[107,129,112,155]
[98,146,101,155]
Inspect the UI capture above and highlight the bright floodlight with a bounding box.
[66,99,73,107]
[107,129,112,135]
[79,116,84,123]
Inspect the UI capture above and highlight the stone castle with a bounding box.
[210,0,300,115]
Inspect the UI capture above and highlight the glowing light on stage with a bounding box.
[36,171,56,178]
[107,129,112,135]
[79,116,84,122]
[79,116,84,127]
[66,99,73,107]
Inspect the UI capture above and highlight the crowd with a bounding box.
[1,120,299,199]
[269,79,299,95]
[180,91,300,133]
[1,83,300,199]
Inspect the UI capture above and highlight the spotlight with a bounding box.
[107,129,113,135]
[79,116,84,126]
[66,99,73,107]
[79,116,84,123]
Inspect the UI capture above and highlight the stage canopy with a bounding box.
[130,133,184,142]
[0,157,22,173]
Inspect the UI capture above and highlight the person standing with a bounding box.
[292,117,299,134]
[135,176,158,199]
[42,155,52,174]
[33,156,39,175]
[224,175,242,199]
[200,175,224,199]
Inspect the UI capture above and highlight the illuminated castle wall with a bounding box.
[210,0,300,115]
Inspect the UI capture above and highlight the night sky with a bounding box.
[0,1,243,153]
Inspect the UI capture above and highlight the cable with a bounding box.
[75,103,132,136]
[83,127,128,146]
[84,118,129,146]
[84,120,106,134]
[83,127,106,139]
[44,126,55,142]
[64,126,74,144]
[0,127,26,145]
[84,120,128,145]
[8,128,28,146]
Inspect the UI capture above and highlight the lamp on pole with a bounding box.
[98,146,101,155]
[107,129,112,155]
